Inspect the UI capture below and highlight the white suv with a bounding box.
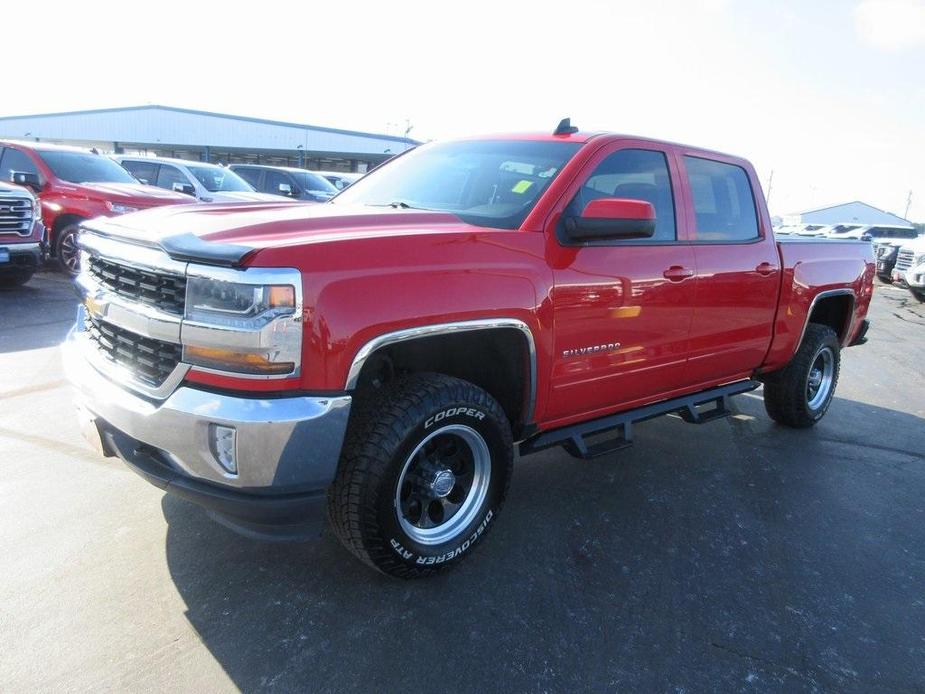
[892,236,925,302]
[114,156,282,203]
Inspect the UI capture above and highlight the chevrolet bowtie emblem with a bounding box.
[84,295,106,318]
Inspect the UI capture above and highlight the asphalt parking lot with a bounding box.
[1,270,923,692]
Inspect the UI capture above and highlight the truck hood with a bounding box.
[72,182,193,206]
[83,202,480,266]
[203,190,290,204]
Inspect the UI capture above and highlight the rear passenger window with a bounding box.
[684,156,759,242]
[156,165,190,192]
[121,160,158,185]
[566,148,676,242]
[235,167,261,188]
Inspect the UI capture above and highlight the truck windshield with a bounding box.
[333,140,582,229]
[187,165,254,192]
[38,151,137,184]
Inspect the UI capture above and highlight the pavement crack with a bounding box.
[710,642,820,688]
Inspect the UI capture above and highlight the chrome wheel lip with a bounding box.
[806,346,835,410]
[395,424,491,546]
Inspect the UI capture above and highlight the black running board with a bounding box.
[519,380,760,460]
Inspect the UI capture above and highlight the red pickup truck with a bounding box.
[66,122,874,577]
[0,140,191,275]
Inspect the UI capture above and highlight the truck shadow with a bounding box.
[161,395,924,692]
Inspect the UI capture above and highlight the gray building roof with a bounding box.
[0,105,418,158]
[796,201,913,229]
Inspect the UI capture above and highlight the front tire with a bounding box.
[911,289,925,303]
[763,324,840,428]
[56,223,82,277]
[328,373,513,578]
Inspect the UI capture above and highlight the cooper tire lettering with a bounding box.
[425,407,486,429]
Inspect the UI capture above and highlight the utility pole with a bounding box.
[904,190,912,219]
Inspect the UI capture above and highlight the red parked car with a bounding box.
[0,141,192,275]
[66,121,874,577]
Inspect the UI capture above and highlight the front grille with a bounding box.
[87,256,187,315]
[85,313,182,387]
[0,196,33,236]
[895,250,915,272]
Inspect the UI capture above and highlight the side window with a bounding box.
[566,148,676,242]
[121,160,158,185]
[156,165,191,193]
[0,147,41,182]
[265,170,292,195]
[684,156,759,242]
[235,167,261,188]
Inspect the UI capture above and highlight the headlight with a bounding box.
[106,201,139,215]
[182,269,302,377]
[31,197,42,222]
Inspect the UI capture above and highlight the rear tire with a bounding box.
[328,373,513,578]
[911,289,925,303]
[763,324,840,428]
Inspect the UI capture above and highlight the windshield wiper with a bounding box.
[368,201,418,209]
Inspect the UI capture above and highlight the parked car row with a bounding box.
[775,223,919,243]
[0,139,363,282]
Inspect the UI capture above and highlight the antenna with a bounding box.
[553,118,579,136]
[904,190,912,219]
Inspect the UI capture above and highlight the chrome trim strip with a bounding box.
[346,318,538,424]
[796,288,857,349]
[76,273,182,344]
[80,230,189,276]
[72,304,190,400]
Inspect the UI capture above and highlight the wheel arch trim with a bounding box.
[798,288,856,349]
[345,318,538,424]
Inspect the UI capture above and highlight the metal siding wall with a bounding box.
[0,108,407,156]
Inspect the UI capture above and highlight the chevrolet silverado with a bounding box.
[66,121,875,577]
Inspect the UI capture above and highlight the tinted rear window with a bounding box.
[684,156,759,242]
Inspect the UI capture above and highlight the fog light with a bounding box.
[210,424,237,475]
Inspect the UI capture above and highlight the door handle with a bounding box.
[755,262,776,276]
[663,266,694,282]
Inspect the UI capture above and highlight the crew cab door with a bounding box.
[544,143,696,424]
[677,152,780,384]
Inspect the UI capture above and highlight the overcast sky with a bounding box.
[5,0,924,219]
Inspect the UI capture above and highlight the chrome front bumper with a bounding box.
[64,327,352,494]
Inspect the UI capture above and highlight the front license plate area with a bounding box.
[0,248,9,264]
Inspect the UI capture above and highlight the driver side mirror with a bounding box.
[278,182,299,197]
[12,171,42,192]
[564,198,656,241]
[172,182,196,196]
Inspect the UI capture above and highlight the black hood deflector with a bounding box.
[159,232,255,267]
